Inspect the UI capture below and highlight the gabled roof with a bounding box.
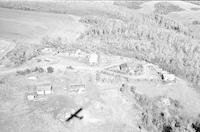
[37,84,52,91]
[70,84,85,88]
[28,86,37,92]
[119,63,128,69]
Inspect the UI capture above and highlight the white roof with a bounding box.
[28,76,37,80]
[37,84,52,91]
[89,53,98,63]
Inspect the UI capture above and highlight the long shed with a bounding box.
[37,84,53,95]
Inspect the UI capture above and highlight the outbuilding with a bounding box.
[37,84,53,95]
[27,86,37,101]
[28,76,37,80]
[27,93,37,101]
[119,63,129,73]
[162,73,176,82]
[69,84,86,94]
[89,53,99,66]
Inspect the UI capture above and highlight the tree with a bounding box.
[47,66,54,73]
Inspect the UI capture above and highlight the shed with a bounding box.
[26,87,37,101]
[119,63,129,73]
[37,84,53,95]
[162,73,176,82]
[27,94,37,101]
[69,84,86,94]
[89,53,98,65]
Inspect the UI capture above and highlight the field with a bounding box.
[0,1,200,132]
[0,7,85,43]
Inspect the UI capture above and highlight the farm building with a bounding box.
[27,86,37,101]
[161,71,176,82]
[69,84,86,94]
[36,84,53,95]
[143,64,161,80]
[143,64,176,82]
[89,53,99,65]
[27,92,37,101]
[119,63,129,73]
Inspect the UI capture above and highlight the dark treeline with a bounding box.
[79,14,200,88]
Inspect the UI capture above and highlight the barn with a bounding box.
[37,84,53,95]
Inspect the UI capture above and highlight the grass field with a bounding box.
[0,1,200,132]
[0,7,85,43]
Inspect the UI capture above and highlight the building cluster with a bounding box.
[27,82,87,101]
[26,83,53,101]
[97,62,176,84]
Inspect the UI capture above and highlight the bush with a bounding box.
[192,20,200,25]
[47,66,54,73]
[16,69,31,76]
[16,67,45,75]
[31,67,39,72]
[38,67,44,73]
[4,42,41,66]
[191,7,200,11]
[113,1,143,9]
[79,16,102,25]
[0,78,6,84]
[41,36,69,53]
[154,2,184,15]
[25,69,31,74]
[120,85,192,132]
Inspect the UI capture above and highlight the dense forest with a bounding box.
[78,13,200,89]
[1,1,200,89]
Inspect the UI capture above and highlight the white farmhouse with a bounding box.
[89,53,99,66]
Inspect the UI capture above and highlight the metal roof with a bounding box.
[37,84,52,91]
